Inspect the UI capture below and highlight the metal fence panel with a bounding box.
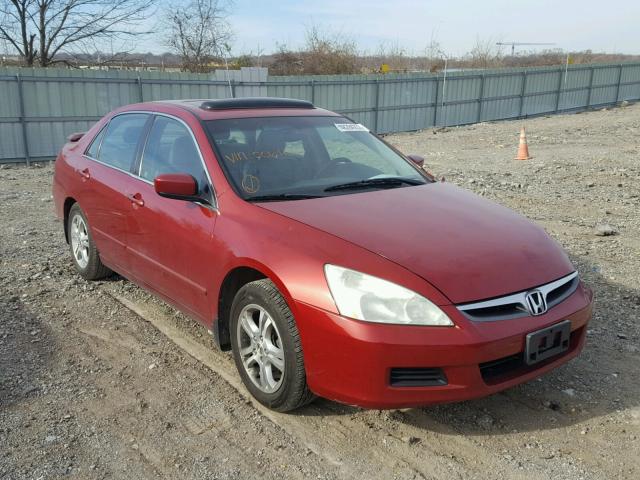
[619,64,640,101]
[438,75,480,127]
[1,62,640,163]
[558,67,591,111]
[0,77,21,117]
[378,77,428,133]
[0,123,25,160]
[26,120,97,158]
[480,71,523,121]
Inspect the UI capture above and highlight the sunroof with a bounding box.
[200,98,314,111]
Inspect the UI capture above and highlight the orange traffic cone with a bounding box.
[515,126,532,160]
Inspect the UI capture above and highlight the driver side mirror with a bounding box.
[154,173,199,202]
[407,154,425,167]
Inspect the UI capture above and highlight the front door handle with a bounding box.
[128,193,145,207]
[78,168,90,180]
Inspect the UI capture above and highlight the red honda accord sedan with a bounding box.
[52,98,593,412]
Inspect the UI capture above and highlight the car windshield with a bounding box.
[205,116,429,200]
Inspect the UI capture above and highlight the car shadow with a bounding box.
[295,254,640,435]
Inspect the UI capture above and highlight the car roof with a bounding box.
[131,98,341,121]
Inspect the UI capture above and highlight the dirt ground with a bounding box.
[1,104,639,480]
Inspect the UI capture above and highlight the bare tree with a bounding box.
[269,42,303,76]
[421,32,444,72]
[303,24,357,75]
[468,36,504,69]
[0,0,156,67]
[164,0,232,73]
[266,26,357,76]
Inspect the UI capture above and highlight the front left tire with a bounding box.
[229,278,315,412]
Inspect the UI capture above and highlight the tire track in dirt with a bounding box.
[107,291,390,478]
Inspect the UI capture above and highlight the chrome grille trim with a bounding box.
[456,272,579,322]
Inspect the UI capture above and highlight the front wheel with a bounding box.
[230,279,315,412]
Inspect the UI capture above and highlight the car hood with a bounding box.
[257,182,575,304]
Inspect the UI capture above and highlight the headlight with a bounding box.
[324,265,453,326]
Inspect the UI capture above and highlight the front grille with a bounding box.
[457,272,579,321]
[459,302,527,321]
[390,368,448,387]
[546,275,579,307]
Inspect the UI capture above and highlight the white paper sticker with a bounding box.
[334,123,369,132]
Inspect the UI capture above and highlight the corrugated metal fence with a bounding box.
[1,62,640,164]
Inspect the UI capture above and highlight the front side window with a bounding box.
[139,116,211,196]
[206,116,428,200]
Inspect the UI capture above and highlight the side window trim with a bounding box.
[132,115,156,176]
[137,114,160,179]
[135,112,218,209]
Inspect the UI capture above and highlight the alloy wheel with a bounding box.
[70,214,90,269]
[236,304,286,393]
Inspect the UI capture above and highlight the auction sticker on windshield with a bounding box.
[335,123,369,132]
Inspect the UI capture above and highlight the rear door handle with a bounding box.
[78,168,90,180]
[128,193,145,207]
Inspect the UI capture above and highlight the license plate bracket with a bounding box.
[525,320,571,366]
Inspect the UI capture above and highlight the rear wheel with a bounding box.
[67,203,112,280]
[230,279,315,412]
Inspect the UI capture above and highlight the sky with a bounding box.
[8,0,631,57]
[223,0,640,56]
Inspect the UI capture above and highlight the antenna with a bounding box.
[497,42,557,56]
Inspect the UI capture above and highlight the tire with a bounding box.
[230,279,315,412]
[67,203,112,280]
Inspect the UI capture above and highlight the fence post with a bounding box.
[586,66,595,108]
[518,71,527,118]
[137,76,144,102]
[16,74,30,166]
[477,73,486,123]
[554,67,563,112]
[372,78,380,134]
[614,64,623,104]
[230,79,236,98]
[310,80,316,104]
[432,77,439,127]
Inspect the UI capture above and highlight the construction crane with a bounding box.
[497,42,557,56]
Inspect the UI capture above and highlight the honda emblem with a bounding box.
[525,290,547,316]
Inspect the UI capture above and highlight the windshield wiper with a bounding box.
[324,177,425,192]
[247,193,325,202]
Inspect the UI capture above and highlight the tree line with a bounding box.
[1,0,638,73]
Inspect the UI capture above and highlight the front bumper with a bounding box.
[294,282,593,409]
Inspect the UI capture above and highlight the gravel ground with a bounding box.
[1,104,639,479]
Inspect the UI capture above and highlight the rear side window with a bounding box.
[139,116,206,187]
[97,114,148,171]
[86,126,106,159]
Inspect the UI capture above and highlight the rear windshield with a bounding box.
[205,116,427,200]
